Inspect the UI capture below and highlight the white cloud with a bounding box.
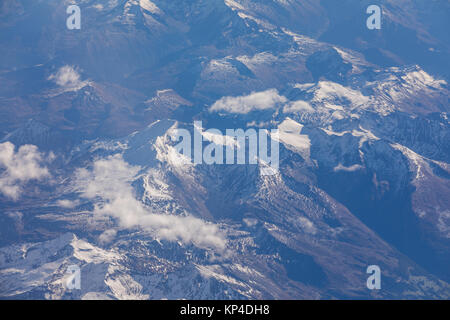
[333,163,364,172]
[92,4,104,11]
[74,154,226,252]
[98,229,117,244]
[56,199,80,208]
[209,89,287,114]
[48,65,87,90]
[0,142,50,200]
[298,217,316,234]
[283,100,314,113]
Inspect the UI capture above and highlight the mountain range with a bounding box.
[0,0,449,299]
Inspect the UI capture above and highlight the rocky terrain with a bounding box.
[0,0,448,299]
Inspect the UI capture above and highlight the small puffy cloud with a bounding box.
[75,154,226,252]
[333,163,364,172]
[48,65,87,89]
[298,217,316,234]
[0,142,51,200]
[283,100,314,113]
[56,199,80,208]
[93,4,104,11]
[98,229,117,244]
[209,89,287,114]
[139,0,161,14]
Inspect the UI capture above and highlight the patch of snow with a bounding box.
[195,264,248,288]
[312,81,371,109]
[391,143,427,180]
[201,129,240,148]
[275,118,311,160]
[142,168,172,201]
[352,126,380,148]
[139,0,161,14]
